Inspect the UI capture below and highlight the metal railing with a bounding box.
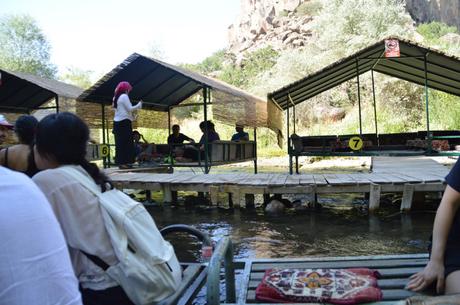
[206,237,236,305]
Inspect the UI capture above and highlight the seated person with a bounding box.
[167,124,195,145]
[231,123,249,141]
[133,130,158,163]
[0,166,82,305]
[181,121,220,161]
[32,112,136,304]
[406,158,460,294]
[0,114,13,146]
[0,115,39,177]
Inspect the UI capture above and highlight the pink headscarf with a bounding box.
[113,81,132,108]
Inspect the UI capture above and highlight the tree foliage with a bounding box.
[0,14,56,78]
[59,66,93,89]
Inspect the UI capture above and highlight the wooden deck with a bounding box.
[107,157,450,211]
[236,253,430,304]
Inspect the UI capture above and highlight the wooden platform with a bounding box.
[107,157,450,211]
[235,253,429,304]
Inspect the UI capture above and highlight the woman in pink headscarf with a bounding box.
[112,81,142,169]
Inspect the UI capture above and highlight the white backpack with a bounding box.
[58,166,182,305]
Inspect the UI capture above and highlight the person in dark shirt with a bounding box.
[406,159,460,294]
[231,123,249,141]
[182,121,220,161]
[198,120,220,145]
[167,125,195,144]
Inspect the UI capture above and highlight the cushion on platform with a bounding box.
[255,268,382,304]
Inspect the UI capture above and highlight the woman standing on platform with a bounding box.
[112,81,142,169]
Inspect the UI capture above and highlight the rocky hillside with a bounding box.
[228,0,460,56]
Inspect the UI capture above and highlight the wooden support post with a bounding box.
[245,194,255,209]
[228,193,234,208]
[146,190,152,202]
[401,184,415,211]
[209,186,219,206]
[263,193,271,205]
[232,190,241,208]
[163,184,172,203]
[311,190,318,209]
[369,183,381,212]
[171,191,178,204]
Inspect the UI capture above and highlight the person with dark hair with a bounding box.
[182,121,220,161]
[0,115,39,177]
[167,124,194,145]
[32,112,135,305]
[133,130,157,162]
[0,166,82,305]
[406,159,460,294]
[112,81,142,169]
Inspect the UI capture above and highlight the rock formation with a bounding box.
[227,0,460,58]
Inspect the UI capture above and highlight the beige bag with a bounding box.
[59,166,182,305]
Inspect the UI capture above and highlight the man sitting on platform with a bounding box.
[231,123,249,141]
[167,124,195,145]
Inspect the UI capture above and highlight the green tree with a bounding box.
[0,14,56,78]
[417,21,457,42]
[59,66,93,89]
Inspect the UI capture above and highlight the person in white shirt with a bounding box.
[32,112,135,305]
[0,166,82,305]
[112,81,142,169]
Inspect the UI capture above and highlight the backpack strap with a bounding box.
[80,250,110,271]
[58,165,102,196]
[57,166,111,270]
[3,147,9,167]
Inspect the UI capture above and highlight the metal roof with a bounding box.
[78,53,265,112]
[0,69,83,113]
[268,37,460,110]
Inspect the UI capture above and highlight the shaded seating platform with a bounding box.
[77,53,283,173]
[268,37,460,174]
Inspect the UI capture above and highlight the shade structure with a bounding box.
[269,37,460,109]
[0,69,83,113]
[77,53,282,134]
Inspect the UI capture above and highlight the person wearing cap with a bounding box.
[0,114,14,145]
[231,123,249,142]
[0,115,39,177]
[112,81,142,169]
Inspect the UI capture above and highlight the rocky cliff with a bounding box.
[405,0,460,30]
[228,0,460,56]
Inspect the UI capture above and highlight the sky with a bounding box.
[2,0,241,77]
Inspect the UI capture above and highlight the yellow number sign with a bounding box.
[99,144,110,157]
[348,136,363,151]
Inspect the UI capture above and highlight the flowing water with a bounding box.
[145,193,437,262]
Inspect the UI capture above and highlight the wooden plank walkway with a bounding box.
[107,157,450,211]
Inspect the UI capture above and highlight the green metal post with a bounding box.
[101,103,107,168]
[371,70,379,146]
[287,103,293,174]
[253,127,258,174]
[55,94,60,113]
[203,87,209,174]
[356,59,362,135]
[206,237,236,305]
[424,53,431,154]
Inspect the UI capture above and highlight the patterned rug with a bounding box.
[255,268,382,304]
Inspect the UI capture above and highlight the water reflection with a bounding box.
[148,204,434,262]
